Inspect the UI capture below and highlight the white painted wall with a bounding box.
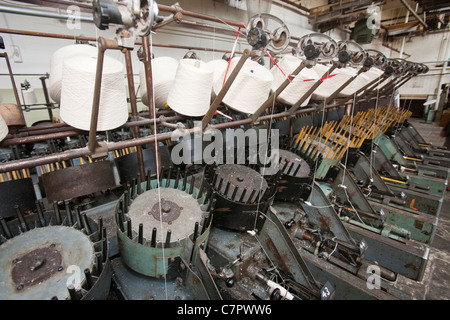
[362,30,450,99]
[0,0,332,125]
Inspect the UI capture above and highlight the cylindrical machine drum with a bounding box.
[0,206,110,300]
[60,54,128,131]
[275,148,314,201]
[339,66,369,97]
[213,58,274,114]
[116,177,212,278]
[167,59,214,117]
[48,44,98,104]
[270,55,319,106]
[140,56,179,108]
[203,163,279,232]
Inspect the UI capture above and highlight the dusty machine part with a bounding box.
[202,163,280,232]
[0,203,110,300]
[115,170,214,280]
[274,145,315,202]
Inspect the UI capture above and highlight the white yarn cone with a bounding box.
[60,55,128,131]
[140,56,179,108]
[364,67,385,82]
[270,55,320,106]
[167,59,214,117]
[311,63,356,100]
[344,67,371,96]
[337,66,369,97]
[22,88,37,105]
[48,44,98,104]
[207,59,229,101]
[213,58,273,114]
[0,114,8,142]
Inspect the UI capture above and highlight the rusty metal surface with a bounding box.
[0,226,95,300]
[0,178,36,218]
[0,104,26,127]
[41,161,116,202]
[11,246,62,289]
[149,198,182,223]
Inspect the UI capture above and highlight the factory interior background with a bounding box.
[0,0,450,302]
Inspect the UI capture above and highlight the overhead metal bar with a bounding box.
[399,0,429,29]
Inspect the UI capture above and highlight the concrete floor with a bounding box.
[394,117,450,300]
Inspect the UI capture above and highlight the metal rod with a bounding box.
[81,212,92,235]
[97,216,103,241]
[0,217,12,239]
[142,35,161,176]
[125,49,146,179]
[64,200,73,226]
[39,75,54,121]
[138,223,143,244]
[35,200,46,227]
[117,209,125,232]
[95,252,103,274]
[84,268,94,290]
[288,62,338,116]
[0,105,341,173]
[157,4,246,28]
[201,49,251,130]
[0,52,22,109]
[14,204,30,232]
[165,230,172,248]
[151,227,157,247]
[127,218,132,239]
[251,60,307,122]
[53,201,62,225]
[74,205,82,230]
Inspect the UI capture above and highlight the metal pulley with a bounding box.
[365,49,388,70]
[385,58,405,76]
[296,33,338,63]
[246,13,290,54]
[93,0,159,46]
[336,40,367,66]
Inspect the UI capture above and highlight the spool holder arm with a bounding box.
[287,61,339,116]
[201,49,251,131]
[250,59,308,123]
[87,37,123,157]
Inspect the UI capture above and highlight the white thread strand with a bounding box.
[167,59,214,117]
[149,34,168,300]
[60,54,128,131]
[140,56,178,108]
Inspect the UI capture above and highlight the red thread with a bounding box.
[222,27,241,87]
[266,51,291,83]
